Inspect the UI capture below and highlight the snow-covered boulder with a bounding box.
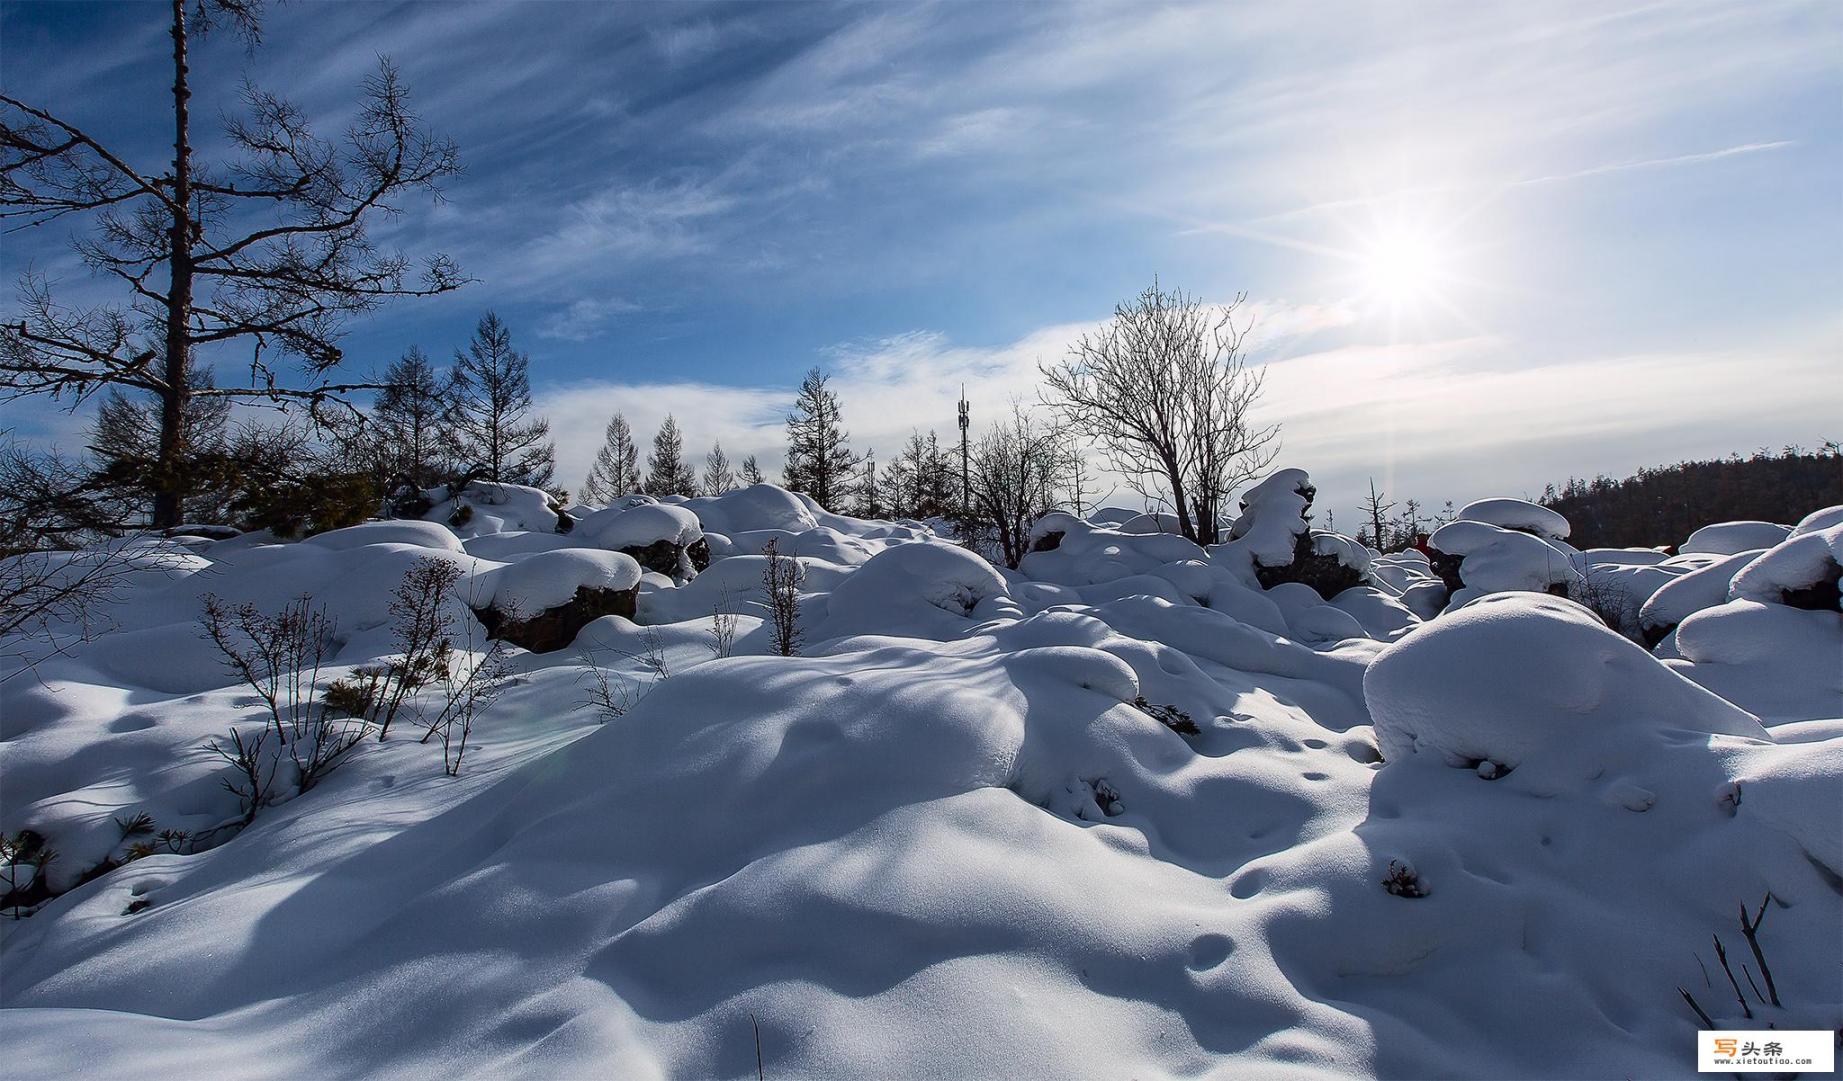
[1681,520,1790,556]
[1426,519,1580,597]
[1667,600,1843,725]
[682,484,819,536]
[1365,593,1766,770]
[1453,498,1569,541]
[301,519,465,554]
[1728,523,1843,611]
[576,502,708,578]
[424,481,568,537]
[474,549,643,652]
[1789,504,1843,538]
[817,541,1016,641]
[1637,548,1764,645]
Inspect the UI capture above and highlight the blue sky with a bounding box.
[3,0,1839,526]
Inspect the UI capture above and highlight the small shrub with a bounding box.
[762,538,804,657]
[1132,695,1200,736]
[1382,859,1429,898]
[709,587,739,659]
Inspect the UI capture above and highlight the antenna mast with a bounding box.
[957,385,971,514]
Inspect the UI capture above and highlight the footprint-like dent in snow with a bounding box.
[1187,932,1235,969]
[1229,868,1269,899]
[108,714,157,734]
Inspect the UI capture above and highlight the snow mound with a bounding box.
[682,484,819,536]
[1365,593,1766,769]
[1020,513,1206,588]
[1454,497,1569,541]
[301,519,465,553]
[1638,548,1764,638]
[1789,504,1843,538]
[1728,524,1843,607]
[1667,600,1843,724]
[479,549,642,619]
[576,502,704,552]
[1427,520,1580,594]
[1681,520,1790,555]
[816,541,1016,641]
[424,481,562,537]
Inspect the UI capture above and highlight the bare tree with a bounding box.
[1,0,465,527]
[1041,282,1278,544]
[1361,478,1395,551]
[761,537,803,657]
[968,404,1067,569]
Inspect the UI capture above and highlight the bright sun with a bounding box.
[1358,225,1446,308]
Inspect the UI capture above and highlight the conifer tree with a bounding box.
[447,312,554,487]
[645,414,696,496]
[580,411,641,505]
[782,367,858,511]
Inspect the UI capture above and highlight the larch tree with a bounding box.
[447,312,554,488]
[374,347,451,488]
[1360,478,1395,551]
[644,414,695,496]
[739,454,763,487]
[702,441,737,495]
[1042,282,1278,544]
[782,366,857,511]
[579,411,640,505]
[0,0,464,527]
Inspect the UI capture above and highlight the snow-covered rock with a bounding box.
[1426,519,1581,596]
[1681,520,1791,556]
[1453,497,1569,541]
[1365,592,1766,769]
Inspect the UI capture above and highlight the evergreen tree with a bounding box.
[375,347,452,488]
[702,441,738,495]
[782,367,858,510]
[580,411,641,505]
[739,454,764,487]
[645,414,697,496]
[447,312,554,487]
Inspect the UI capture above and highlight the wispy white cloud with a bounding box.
[537,297,643,342]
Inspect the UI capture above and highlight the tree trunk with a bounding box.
[154,0,194,529]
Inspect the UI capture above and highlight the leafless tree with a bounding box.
[1041,282,1278,544]
[968,403,1068,569]
[761,537,803,657]
[1361,478,1395,551]
[1,0,464,527]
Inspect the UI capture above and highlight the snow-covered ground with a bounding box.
[1,479,1838,1079]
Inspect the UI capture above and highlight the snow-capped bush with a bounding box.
[424,481,565,537]
[818,540,1016,640]
[1728,523,1843,609]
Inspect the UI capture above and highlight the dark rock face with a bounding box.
[622,540,684,577]
[1780,575,1842,613]
[1427,549,1466,595]
[1030,530,1065,553]
[1254,531,1365,601]
[618,537,710,577]
[474,584,639,654]
[164,524,241,540]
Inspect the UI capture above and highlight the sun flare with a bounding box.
[1358,225,1447,308]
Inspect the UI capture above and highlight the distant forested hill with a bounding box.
[1540,444,1842,549]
